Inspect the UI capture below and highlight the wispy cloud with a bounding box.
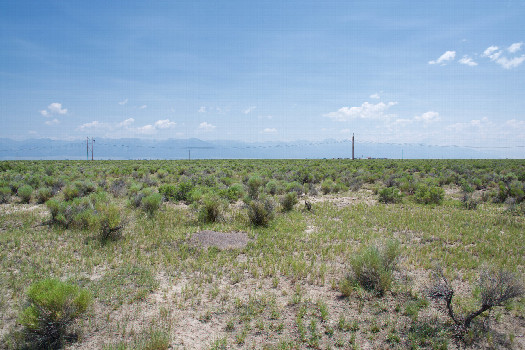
[458,55,478,66]
[508,42,523,53]
[117,118,135,127]
[243,106,256,114]
[139,105,147,109]
[118,98,128,105]
[154,119,176,129]
[429,50,456,65]
[198,122,216,131]
[494,56,525,69]
[324,101,398,121]
[44,118,60,126]
[78,120,105,130]
[414,111,441,123]
[198,106,206,113]
[482,44,524,69]
[369,93,380,99]
[261,128,277,133]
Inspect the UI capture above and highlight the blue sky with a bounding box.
[1,0,524,156]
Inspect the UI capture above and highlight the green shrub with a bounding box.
[461,193,479,210]
[97,202,124,241]
[142,193,162,217]
[17,184,33,203]
[247,176,263,199]
[320,179,334,195]
[0,186,11,203]
[285,181,303,196]
[18,278,91,349]
[265,180,280,195]
[174,180,193,202]
[158,184,177,201]
[280,192,298,212]
[36,187,53,204]
[414,185,444,205]
[62,184,80,201]
[378,187,402,204]
[247,197,275,226]
[225,183,245,202]
[343,240,400,296]
[198,195,225,223]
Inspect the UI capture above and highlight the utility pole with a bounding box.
[352,133,355,160]
[188,149,191,161]
[91,138,95,160]
[86,137,95,160]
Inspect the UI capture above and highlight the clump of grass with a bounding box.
[17,278,91,349]
[96,202,125,241]
[461,193,479,210]
[342,240,400,296]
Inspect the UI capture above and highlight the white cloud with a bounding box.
[198,106,206,113]
[154,119,176,129]
[458,56,478,66]
[136,124,156,134]
[482,46,502,61]
[243,106,256,114]
[139,105,147,109]
[414,111,441,123]
[495,55,525,69]
[40,110,48,116]
[118,98,128,105]
[199,122,216,131]
[508,42,523,53]
[324,101,398,122]
[78,120,104,130]
[262,128,277,133]
[48,102,67,114]
[117,118,135,127]
[369,93,380,99]
[44,118,59,126]
[428,50,456,65]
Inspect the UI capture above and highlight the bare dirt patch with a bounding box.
[189,230,251,250]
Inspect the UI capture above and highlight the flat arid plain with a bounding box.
[0,159,524,349]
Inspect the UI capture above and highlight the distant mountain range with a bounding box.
[0,138,494,160]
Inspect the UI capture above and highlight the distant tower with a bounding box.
[352,133,355,160]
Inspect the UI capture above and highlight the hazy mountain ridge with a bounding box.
[0,138,493,160]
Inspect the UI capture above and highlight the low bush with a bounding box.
[414,185,444,205]
[320,179,335,195]
[342,240,400,296]
[198,195,225,223]
[461,193,478,210]
[142,193,162,217]
[0,186,11,203]
[378,187,402,204]
[97,202,124,241]
[247,197,275,226]
[17,184,33,203]
[247,176,263,199]
[18,278,91,349]
[225,183,245,202]
[427,265,524,334]
[280,192,298,212]
[36,187,53,204]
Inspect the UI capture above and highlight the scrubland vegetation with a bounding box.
[0,159,524,349]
